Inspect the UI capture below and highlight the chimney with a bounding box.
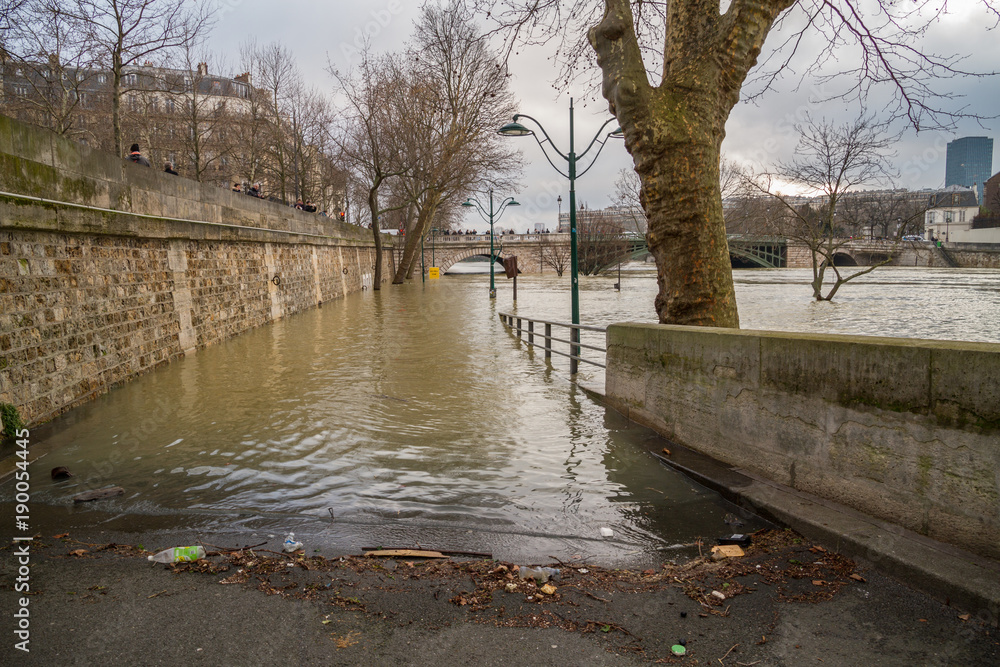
[234,72,251,84]
[197,62,208,76]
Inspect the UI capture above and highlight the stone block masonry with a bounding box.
[604,323,1000,561]
[0,115,393,425]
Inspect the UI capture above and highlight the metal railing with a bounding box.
[498,312,606,374]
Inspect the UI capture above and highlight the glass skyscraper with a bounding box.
[945,137,994,196]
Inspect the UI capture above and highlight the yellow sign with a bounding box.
[429,267,440,279]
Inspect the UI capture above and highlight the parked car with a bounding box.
[901,235,926,242]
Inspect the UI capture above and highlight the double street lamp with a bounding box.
[498,98,622,372]
[462,189,520,298]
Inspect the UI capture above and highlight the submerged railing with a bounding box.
[498,312,606,374]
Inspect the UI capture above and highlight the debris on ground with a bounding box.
[44,528,891,662]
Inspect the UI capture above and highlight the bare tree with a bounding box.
[228,39,271,189]
[576,210,629,275]
[611,167,648,235]
[749,115,899,301]
[538,234,570,276]
[255,42,300,203]
[2,0,98,139]
[173,43,232,182]
[65,0,214,156]
[391,1,521,284]
[330,50,411,289]
[476,0,999,327]
[837,191,929,240]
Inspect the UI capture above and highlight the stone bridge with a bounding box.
[412,233,574,275]
[412,233,955,274]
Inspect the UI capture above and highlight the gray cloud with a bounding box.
[209,1,998,231]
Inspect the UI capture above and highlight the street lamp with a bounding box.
[498,97,623,373]
[557,195,562,231]
[462,189,519,298]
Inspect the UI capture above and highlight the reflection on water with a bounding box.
[12,264,996,565]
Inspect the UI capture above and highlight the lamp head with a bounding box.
[509,200,520,207]
[498,121,533,137]
[609,127,624,138]
[461,200,474,207]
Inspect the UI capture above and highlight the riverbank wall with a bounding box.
[604,324,1000,561]
[0,115,394,426]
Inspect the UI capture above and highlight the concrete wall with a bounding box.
[604,324,1000,560]
[0,115,393,425]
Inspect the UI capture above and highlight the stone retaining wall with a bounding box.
[0,115,393,425]
[604,323,1000,561]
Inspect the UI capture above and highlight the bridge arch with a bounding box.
[831,252,859,266]
[438,247,504,273]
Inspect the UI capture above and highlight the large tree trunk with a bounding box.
[391,203,421,284]
[112,61,123,157]
[589,0,793,327]
[369,186,383,290]
[633,91,738,326]
[392,197,441,283]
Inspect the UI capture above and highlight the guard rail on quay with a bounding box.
[498,312,606,374]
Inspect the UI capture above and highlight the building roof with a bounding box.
[927,189,979,209]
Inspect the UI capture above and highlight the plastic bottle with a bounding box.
[282,533,303,553]
[518,566,560,583]
[147,546,206,563]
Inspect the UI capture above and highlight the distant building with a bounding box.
[557,204,646,234]
[945,137,994,197]
[984,171,1000,213]
[924,187,980,242]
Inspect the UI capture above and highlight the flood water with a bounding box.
[8,264,999,565]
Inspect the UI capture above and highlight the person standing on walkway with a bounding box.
[127,143,151,167]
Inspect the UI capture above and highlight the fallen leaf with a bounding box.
[812,580,826,586]
[53,533,69,539]
[849,574,866,582]
[540,583,557,595]
[322,620,332,625]
[958,614,971,621]
[68,549,88,557]
[661,448,671,455]
[918,619,927,623]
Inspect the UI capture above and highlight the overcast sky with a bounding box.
[207,0,999,232]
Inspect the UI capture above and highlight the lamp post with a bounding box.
[498,98,622,373]
[557,194,562,232]
[462,189,519,298]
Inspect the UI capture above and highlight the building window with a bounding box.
[13,84,29,96]
[165,98,175,113]
[97,73,107,84]
[129,94,138,111]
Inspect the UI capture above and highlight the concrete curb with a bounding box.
[578,382,1000,620]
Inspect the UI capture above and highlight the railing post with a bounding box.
[528,320,534,347]
[545,323,552,360]
[570,326,579,375]
[516,318,522,338]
